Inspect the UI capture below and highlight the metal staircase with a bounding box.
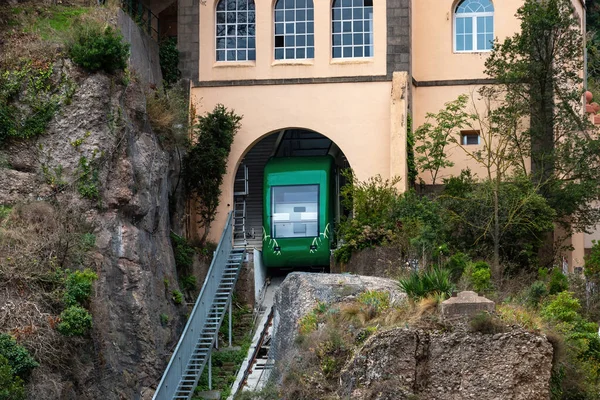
[153,212,245,400]
[233,163,249,248]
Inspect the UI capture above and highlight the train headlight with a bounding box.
[310,244,317,250]
[274,246,281,251]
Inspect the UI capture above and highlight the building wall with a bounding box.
[192,75,408,242]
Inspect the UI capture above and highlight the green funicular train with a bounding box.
[262,156,335,268]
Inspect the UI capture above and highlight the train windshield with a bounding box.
[271,185,319,238]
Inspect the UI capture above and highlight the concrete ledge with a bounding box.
[441,291,495,320]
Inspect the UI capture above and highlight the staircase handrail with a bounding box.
[153,211,234,400]
[120,0,160,41]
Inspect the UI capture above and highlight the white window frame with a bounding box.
[273,0,315,60]
[453,0,494,53]
[331,0,374,59]
[215,0,256,62]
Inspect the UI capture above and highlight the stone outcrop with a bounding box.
[0,61,185,399]
[340,327,553,400]
[441,290,496,320]
[271,272,406,371]
[272,273,554,400]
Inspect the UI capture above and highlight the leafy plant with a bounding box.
[0,334,38,379]
[77,155,100,200]
[445,252,470,282]
[548,268,568,295]
[170,232,195,274]
[467,261,491,292]
[398,268,453,300]
[527,281,548,307]
[183,104,241,243]
[160,313,169,327]
[67,23,130,74]
[357,290,390,313]
[298,311,318,335]
[414,95,471,185]
[159,37,180,86]
[63,268,97,307]
[180,275,197,292]
[57,305,93,336]
[0,355,25,400]
[470,312,506,334]
[172,290,184,305]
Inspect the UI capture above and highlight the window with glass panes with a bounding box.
[454,0,494,52]
[332,0,373,58]
[274,0,315,60]
[216,0,256,61]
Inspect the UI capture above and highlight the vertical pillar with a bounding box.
[228,299,233,347]
[390,71,409,192]
[208,352,212,390]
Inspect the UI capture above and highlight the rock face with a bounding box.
[0,62,184,399]
[340,327,553,400]
[272,273,554,400]
[271,272,406,370]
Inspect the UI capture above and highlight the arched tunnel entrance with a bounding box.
[231,128,350,260]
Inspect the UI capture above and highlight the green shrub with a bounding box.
[0,355,25,400]
[467,261,491,292]
[159,37,180,86]
[398,267,453,300]
[183,105,241,243]
[542,291,582,325]
[527,281,548,306]
[548,268,569,295]
[357,290,390,313]
[76,155,100,200]
[0,334,38,379]
[57,305,93,336]
[445,252,470,282]
[67,23,130,74]
[170,233,195,274]
[298,311,318,335]
[160,313,169,327]
[172,290,184,305]
[180,275,197,292]
[585,240,600,282]
[63,268,97,307]
[469,312,506,334]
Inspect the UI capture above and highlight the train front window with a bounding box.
[271,185,319,238]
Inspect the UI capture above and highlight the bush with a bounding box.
[63,268,98,307]
[170,232,195,274]
[183,105,241,243]
[171,290,184,305]
[57,305,93,336]
[67,23,130,74]
[467,261,491,292]
[0,334,38,379]
[527,280,548,306]
[398,267,453,300]
[445,252,470,282]
[159,37,180,86]
[357,290,390,313]
[542,291,582,325]
[548,268,569,295]
[0,355,25,400]
[470,312,506,334]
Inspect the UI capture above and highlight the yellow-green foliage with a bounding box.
[357,290,390,313]
[497,303,544,331]
[298,310,319,335]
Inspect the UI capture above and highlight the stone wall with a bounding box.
[386,0,410,77]
[177,0,199,81]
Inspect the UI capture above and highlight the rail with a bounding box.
[120,0,160,41]
[153,212,235,400]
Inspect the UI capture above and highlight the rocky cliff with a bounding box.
[0,60,184,399]
[271,273,554,400]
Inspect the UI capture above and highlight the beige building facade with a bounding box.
[182,0,591,270]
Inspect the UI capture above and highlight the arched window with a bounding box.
[274,0,315,60]
[216,0,256,62]
[332,0,373,58]
[454,0,494,52]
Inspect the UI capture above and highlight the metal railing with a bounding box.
[153,212,235,400]
[120,0,160,41]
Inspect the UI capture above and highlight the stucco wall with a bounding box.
[192,79,405,241]
[412,0,522,83]
[197,0,390,82]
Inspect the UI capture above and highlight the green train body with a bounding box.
[262,156,334,268]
